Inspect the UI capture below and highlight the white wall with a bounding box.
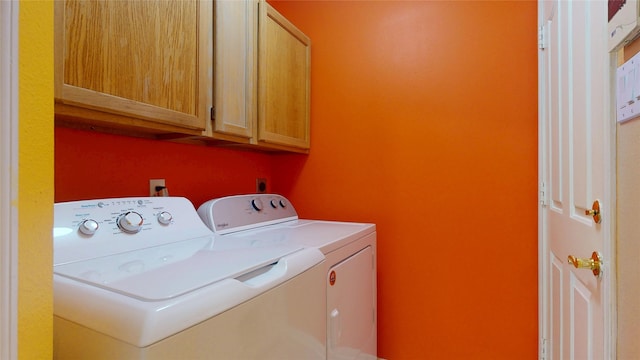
[617,118,640,358]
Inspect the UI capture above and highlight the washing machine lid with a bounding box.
[54,235,304,301]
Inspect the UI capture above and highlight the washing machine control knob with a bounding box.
[78,219,99,236]
[157,211,173,225]
[251,199,263,212]
[117,211,144,233]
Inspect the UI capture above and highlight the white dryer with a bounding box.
[198,194,377,360]
[53,197,326,359]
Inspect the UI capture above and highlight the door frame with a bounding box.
[537,2,617,358]
[0,1,19,359]
[605,51,618,359]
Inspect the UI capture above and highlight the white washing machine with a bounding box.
[53,196,326,359]
[198,194,377,360]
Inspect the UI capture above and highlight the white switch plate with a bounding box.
[149,179,166,197]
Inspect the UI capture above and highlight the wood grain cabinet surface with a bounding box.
[258,2,311,151]
[211,0,258,143]
[55,0,310,152]
[212,0,310,152]
[54,0,210,136]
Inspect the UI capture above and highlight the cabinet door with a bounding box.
[54,0,209,132]
[258,2,311,150]
[212,0,257,140]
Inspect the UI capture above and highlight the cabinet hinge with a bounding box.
[539,181,547,207]
[210,106,216,121]
[538,25,547,50]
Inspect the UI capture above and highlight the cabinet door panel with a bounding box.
[55,0,207,131]
[258,2,310,149]
[213,0,257,139]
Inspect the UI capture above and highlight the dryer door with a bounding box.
[327,246,376,360]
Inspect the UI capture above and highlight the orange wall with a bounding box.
[55,128,275,207]
[55,1,538,358]
[269,1,538,358]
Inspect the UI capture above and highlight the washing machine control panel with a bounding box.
[53,197,214,265]
[197,194,298,235]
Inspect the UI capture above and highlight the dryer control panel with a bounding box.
[197,194,298,235]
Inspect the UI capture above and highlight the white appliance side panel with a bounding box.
[327,246,376,360]
[54,262,327,360]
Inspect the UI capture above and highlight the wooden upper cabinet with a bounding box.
[211,0,310,152]
[54,0,210,135]
[258,2,311,150]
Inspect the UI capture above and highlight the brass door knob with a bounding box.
[567,251,602,278]
[585,200,602,224]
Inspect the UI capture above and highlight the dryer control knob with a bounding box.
[251,199,264,212]
[79,219,99,236]
[270,200,278,209]
[118,211,144,233]
[157,211,173,225]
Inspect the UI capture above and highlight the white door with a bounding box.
[539,0,613,359]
